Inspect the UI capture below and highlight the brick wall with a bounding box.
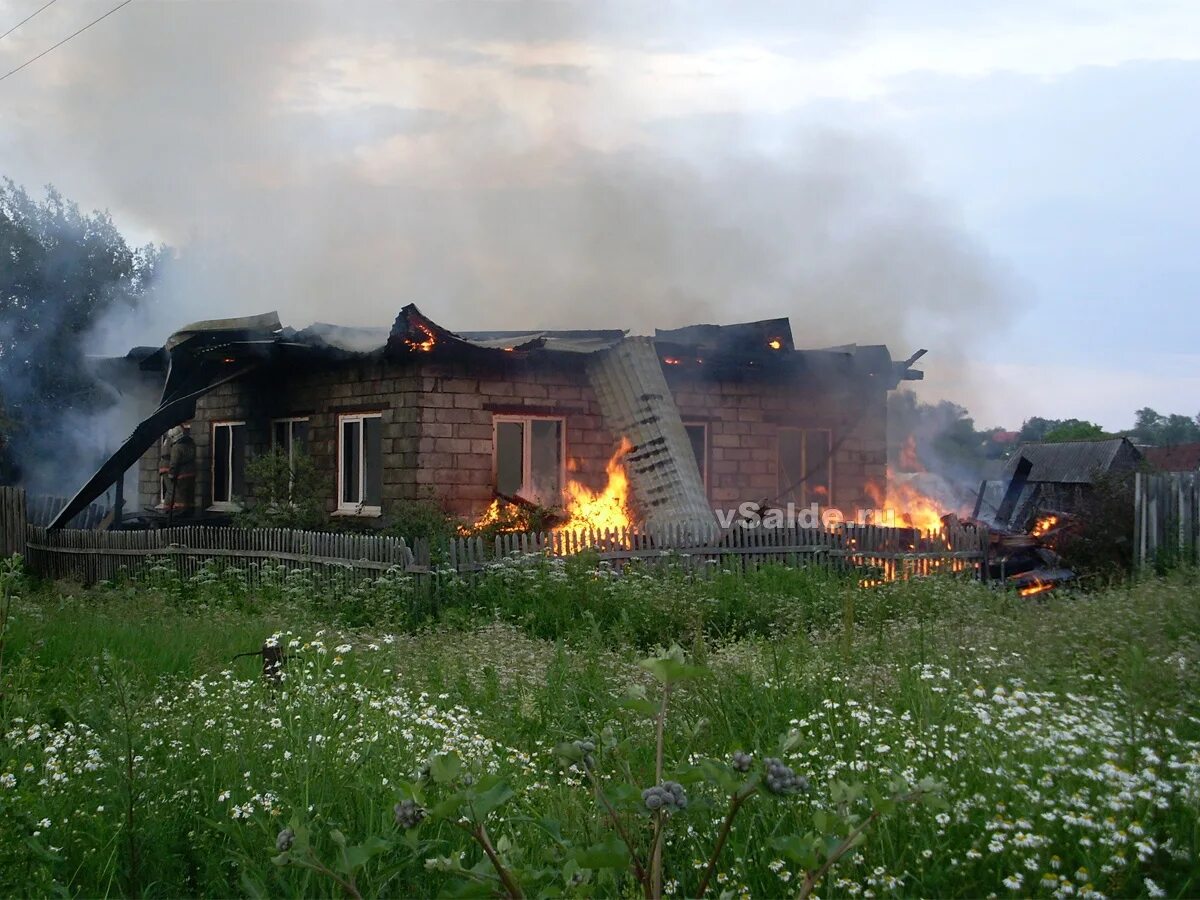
[137,353,890,525]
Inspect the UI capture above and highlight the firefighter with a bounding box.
[168,422,197,515]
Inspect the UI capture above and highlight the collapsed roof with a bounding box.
[52,304,925,528]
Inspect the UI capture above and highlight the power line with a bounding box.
[0,0,134,84]
[0,0,61,42]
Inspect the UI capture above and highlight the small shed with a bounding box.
[981,437,1143,528]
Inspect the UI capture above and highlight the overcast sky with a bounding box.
[2,0,1197,430]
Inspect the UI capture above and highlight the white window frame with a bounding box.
[777,427,834,507]
[271,416,310,463]
[210,420,246,510]
[337,412,383,515]
[682,421,709,494]
[492,414,566,506]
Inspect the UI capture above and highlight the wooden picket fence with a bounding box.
[446,522,990,583]
[1135,472,1200,570]
[23,524,418,587]
[0,487,990,587]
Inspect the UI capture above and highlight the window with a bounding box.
[272,417,310,462]
[683,422,708,492]
[493,416,564,507]
[211,421,247,506]
[338,413,383,512]
[777,428,833,507]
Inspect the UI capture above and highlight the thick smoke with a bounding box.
[1,0,1015,494]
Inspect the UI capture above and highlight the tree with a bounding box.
[1041,420,1109,442]
[234,448,327,530]
[1126,407,1200,446]
[1016,416,1064,444]
[0,179,164,485]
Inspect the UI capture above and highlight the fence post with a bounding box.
[0,487,27,559]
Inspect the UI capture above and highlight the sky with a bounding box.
[1,0,1197,431]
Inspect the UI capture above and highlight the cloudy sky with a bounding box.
[2,0,1197,430]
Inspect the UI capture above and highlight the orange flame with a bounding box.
[663,356,681,366]
[1020,581,1054,597]
[469,439,636,535]
[559,438,635,532]
[864,468,949,534]
[1031,514,1059,538]
[768,338,783,350]
[406,322,437,352]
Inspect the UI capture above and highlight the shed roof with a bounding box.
[1002,438,1142,484]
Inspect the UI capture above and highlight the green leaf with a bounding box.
[430,790,468,821]
[270,852,291,867]
[554,741,584,764]
[329,828,347,848]
[638,654,706,685]
[779,729,803,754]
[430,752,463,784]
[339,836,392,874]
[472,777,515,818]
[771,834,819,870]
[573,834,630,870]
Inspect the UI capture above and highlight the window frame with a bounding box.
[209,420,247,510]
[336,412,384,515]
[271,416,310,462]
[777,426,834,508]
[682,421,709,495]
[491,414,567,506]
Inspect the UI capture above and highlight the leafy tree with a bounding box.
[1016,416,1064,444]
[1041,420,1109,442]
[1126,408,1200,447]
[0,179,165,484]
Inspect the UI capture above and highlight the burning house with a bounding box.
[53,305,927,535]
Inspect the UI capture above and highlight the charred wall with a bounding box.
[136,353,890,523]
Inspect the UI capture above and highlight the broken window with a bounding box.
[338,413,383,512]
[493,416,563,507]
[683,422,708,492]
[272,417,310,462]
[777,427,833,508]
[211,421,247,506]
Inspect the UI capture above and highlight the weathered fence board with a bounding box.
[1135,472,1200,570]
[1,486,27,558]
[6,485,989,586]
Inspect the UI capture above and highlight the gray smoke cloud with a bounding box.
[2,0,1015,462]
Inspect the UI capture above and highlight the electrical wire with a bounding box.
[0,0,60,42]
[0,0,133,84]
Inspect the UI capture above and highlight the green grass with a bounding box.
[1,559,1198,897]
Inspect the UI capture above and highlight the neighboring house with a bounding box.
[58,305,926,531]
[1143,442,1200,473]
[983,437,1144,528]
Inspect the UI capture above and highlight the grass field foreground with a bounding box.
[0,556,1198,898]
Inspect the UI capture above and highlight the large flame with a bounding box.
[469,438,635,534]
[560,437,635,532]
[864,468,950,534]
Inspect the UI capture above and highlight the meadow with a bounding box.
[1,553,1198,898]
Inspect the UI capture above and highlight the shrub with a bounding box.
[235,449,327,530]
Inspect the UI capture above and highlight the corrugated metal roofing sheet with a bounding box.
[1002,438,1139,484]
[587,337,717,542]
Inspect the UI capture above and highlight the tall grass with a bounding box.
[1,560,1198,897]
